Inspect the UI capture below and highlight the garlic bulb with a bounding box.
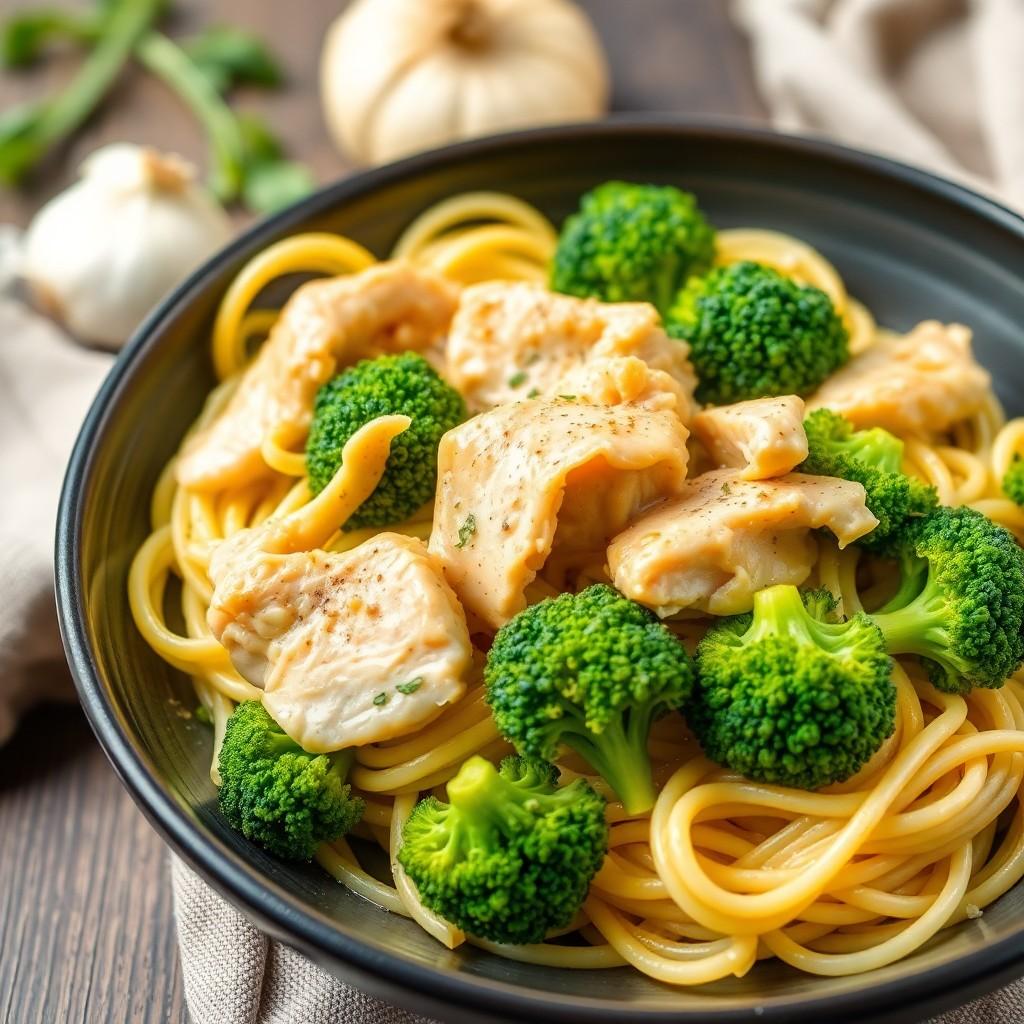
[320,0,609,165]
[22,144,232,349]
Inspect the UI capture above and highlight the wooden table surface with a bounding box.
[0,3,764,1021]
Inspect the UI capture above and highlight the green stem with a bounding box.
[328,747,356,783]
[134,30,245,201]
[564,719,656,816]
[873,598,947,657]
[0,0,160,184]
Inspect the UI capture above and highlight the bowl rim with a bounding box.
[55,116,1024,1023]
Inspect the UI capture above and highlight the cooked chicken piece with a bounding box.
[206,416,471,751]
[807,321,991,434]
[210,533,470,752]
[692,396,808,480]
[608,469,878,617]
[445,282,697,418]
[177,262,459,492]
[429,399,689,629]
[555,356,687,414]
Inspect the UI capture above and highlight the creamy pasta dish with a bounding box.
[130,182,1024,985]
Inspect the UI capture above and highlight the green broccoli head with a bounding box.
[398,755,607,945]
[691,585,895,790]
[667,261,849,405]
[872,506,1024,692]
[1003,456,1024,506]
[550,181,716,315]
[484,584,695,815]
[801,409,938,551]
[305,352,465,529]
[217,701,364,860]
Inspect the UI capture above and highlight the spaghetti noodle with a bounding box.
[128,188,1024,984]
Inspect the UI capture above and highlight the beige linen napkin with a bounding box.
[172,858,436,1024]
[732,0,1024,209]
[0,227,111,743]
[171,835,1024,1024]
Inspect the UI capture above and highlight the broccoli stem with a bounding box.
[445,756,537,831]
[328,746,357,782]
[873,583,952,659]
[0,0,160,184]
[652,251,683,317]
[446,756,501,810]
[746,585,864,655]
[134,30,245,201]
[876,555,928,614]
[562,717,657,816]
[746,585,837,649]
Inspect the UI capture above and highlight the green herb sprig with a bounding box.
[0,0,313,213]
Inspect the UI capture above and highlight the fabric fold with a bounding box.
[732,0,1023,208]
[171,856,436,1024]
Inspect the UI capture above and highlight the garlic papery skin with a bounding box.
[320,0,609,166]
[22,143,233,349]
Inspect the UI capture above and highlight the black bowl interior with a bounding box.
[57,121,1024,1024]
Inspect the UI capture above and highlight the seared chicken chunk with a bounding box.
[608,469,877,617]
[445,282,697,417]
[807,321,990,434]
[429,399,689,629]
[692,396,808,480]
[207,416,471,751]
[178,263,459,492]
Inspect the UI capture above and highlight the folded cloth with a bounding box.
[0,226,111,744]
[932,982,1024,1024]
[732,0,1024,209]
[172,856,437,1024]
[173,840,1023,1024]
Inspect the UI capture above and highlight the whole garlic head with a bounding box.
[320,0,609,165]
[22,144,233,349]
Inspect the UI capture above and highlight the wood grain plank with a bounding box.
[0,3,766,1022]
[0,704,187,1024]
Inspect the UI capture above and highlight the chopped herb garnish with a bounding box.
[526,388,541,399]
[558,394,577,401]
[507,371,528,388]
[721,481,732,495]
[455,513,477,549]
[373,692,389,706]
[396,678,424,695]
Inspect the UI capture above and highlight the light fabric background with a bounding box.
[733,0,1024,209]
[5,0,1024,1018]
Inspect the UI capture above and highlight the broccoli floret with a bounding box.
[667,261,849,405]
[550,181,715,315]
[870,506,1024,692]
[398,755,607,944]
[801,409,938,551]
[484,584,695,814]
[218,701,364,860]
[305,352,465,529]
[691,585,895,790]
[1003,456,1024,506]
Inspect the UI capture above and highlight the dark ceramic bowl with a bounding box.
[56,120,1024,1024]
